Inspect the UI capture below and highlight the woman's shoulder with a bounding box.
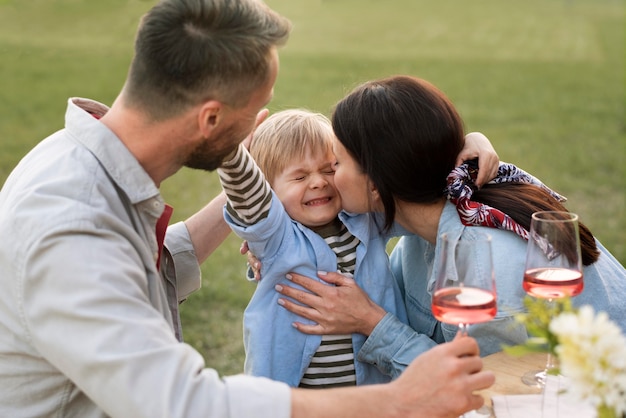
[583,240,626,279]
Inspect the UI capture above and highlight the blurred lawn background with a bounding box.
[1,0,623,376]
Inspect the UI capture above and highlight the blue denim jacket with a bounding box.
[358,201,626,379]
[226,197,409,386]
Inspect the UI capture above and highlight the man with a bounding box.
[0,0,494,417]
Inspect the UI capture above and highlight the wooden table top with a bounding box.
[477,351,545,406]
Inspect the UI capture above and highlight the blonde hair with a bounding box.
[250,109,335,184]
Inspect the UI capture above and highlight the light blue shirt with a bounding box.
[359,201,626,379]
[0,98,290,418]
[226,198,409,386]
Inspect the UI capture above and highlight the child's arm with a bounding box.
[457,132,499,188]
[217,144,272,226]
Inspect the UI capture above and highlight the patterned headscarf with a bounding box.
[445,159,567,241]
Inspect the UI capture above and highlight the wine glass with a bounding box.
[432,232,497,418]
[521,211,583,388]
[432,232,497,335]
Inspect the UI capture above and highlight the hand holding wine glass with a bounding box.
[521,211,583,387]
[432,232,497,418]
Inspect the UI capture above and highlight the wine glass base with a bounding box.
[460,405,494,418]
[521,369,546,388]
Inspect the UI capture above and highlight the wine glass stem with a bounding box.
[458,346,471,418]
[545,352,554,371]
[540,298,557,385]
[458,323,469,336]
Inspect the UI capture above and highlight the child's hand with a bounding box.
[458,132,499,188]
[242,109,270,150]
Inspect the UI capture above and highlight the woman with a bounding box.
[275,75,626,379]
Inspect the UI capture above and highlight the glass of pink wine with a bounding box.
[521,211,583,388]
[432,232,497,418]
[432,232,497,335]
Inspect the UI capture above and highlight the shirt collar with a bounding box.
[65,97,161,206]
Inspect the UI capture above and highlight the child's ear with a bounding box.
[197,100,223,138]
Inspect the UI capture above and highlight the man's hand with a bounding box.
[241,240,261,281]
[388,337,495,417]
[290,337,495,418]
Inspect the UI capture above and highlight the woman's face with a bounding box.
[331,137,378,214]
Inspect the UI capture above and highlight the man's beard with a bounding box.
[183,123,243,172]
[184,144,236,172]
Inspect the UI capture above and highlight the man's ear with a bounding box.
[197,100,223,138]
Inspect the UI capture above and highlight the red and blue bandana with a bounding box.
[445,160,567,241]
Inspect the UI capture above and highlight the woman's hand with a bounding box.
[275,271,387,336]
[458,132,499,187]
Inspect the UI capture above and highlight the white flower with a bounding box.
[550,305,626,415]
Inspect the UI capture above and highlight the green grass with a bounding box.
[1,0,623,376]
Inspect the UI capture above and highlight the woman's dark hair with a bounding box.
[332,75,600,265]
[332,75,465,230]
[474,183,600,265]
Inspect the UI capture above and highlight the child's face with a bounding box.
[331,137,377,214]
[272,147,342,228]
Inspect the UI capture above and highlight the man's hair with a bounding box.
[124,0,291,120]
[250,109,335,184]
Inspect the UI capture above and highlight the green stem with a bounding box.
[596,403,618,418]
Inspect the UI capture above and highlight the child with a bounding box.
[217,109,409,388]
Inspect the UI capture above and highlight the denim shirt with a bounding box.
[0,98,290,418]
[226,197,409,386]
[359,201,626,379]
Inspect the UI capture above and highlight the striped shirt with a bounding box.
[299,219,359,388]
[218,145,359,388]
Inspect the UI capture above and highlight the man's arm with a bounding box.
[291,337,494,418]
[184,191,231,264]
